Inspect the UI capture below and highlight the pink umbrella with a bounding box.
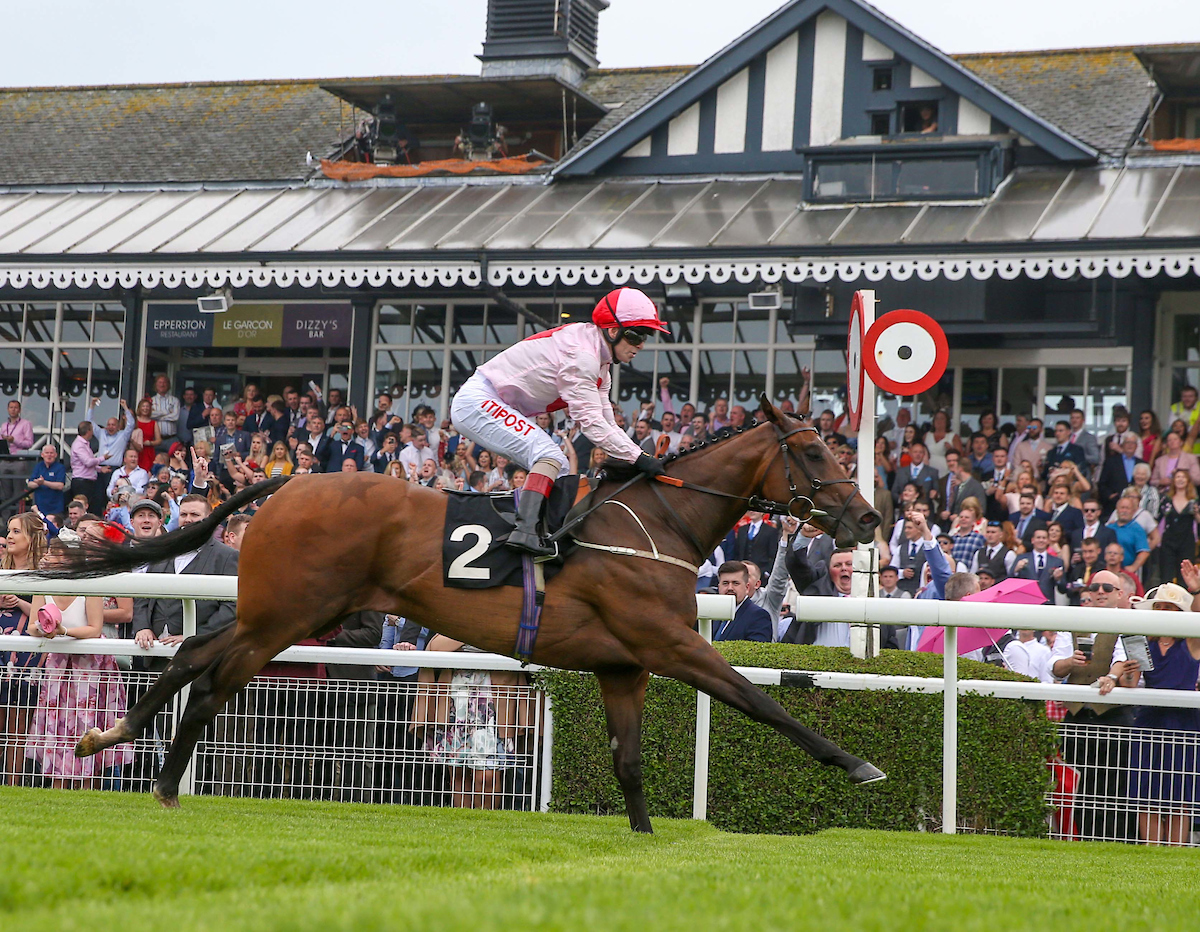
[916,577,1047,654]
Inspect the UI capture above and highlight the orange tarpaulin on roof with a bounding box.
[320,155,548,181]
[1150,138,1200,153]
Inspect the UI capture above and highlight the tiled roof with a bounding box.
[0,81,344,186]
[955,48,1154,156]
[571,66,694,157]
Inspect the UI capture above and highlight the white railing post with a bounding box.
[693,616,712,821]
[942,625,957,834]
[539,689,553,813]
[178,598,197,796]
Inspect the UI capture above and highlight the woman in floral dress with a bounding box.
[24,537,133,788]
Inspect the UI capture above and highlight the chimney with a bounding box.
[479,0,608,86]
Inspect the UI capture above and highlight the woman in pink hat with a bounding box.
[451,287,670,556]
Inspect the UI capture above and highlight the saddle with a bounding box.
[441,475,588,590]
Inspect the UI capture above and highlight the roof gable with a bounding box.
[554,0,1099,178]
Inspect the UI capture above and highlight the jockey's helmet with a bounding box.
[592,288,670,343]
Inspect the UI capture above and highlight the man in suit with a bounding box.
[1068,408,1101,473]
[732,511,780,580]
[132,494,239,648]
[712,561,773,642]
[1012,528,1063,602]
[1069,501,1118,556]
[1008,492,1049,548]
[1096,435,1141,519]
[983,446,1015,523]
[891,441,938,504]
[1057,537,1104,605]
[935,450,962,526]
[302,413,333,471]
[327,421,364,472]
[950,458,987,516]
[891,517,928,596]
[1010,417,1053,477]
[782,532,904,648]
[1043,420,1088,481]
[1045,482,1084,538]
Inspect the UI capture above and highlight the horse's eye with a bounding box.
[806,448,824,462]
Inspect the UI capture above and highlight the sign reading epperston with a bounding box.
[145,303,352,348]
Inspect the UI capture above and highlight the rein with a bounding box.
[545,421,860,569]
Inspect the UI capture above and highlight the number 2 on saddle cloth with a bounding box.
[442,475,585,590]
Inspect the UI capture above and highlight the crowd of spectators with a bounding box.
[3,371,1200,830]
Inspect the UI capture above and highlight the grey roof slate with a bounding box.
[0,81,344,186]
[955,48,1155,157]
[571,66,693,156]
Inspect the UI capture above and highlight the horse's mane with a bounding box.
[600,416,814,482]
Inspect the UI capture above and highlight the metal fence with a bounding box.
[5,572,1200,845]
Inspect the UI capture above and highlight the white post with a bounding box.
[539,690,554,813]
[693,616,712,820]
[178,599,197,796]
[853,289,878,660]
[942,625,957,834]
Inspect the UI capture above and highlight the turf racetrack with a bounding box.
[3,788,1198,931]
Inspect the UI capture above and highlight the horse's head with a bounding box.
[757,394,880,548]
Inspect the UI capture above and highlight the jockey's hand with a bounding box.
[634,453,665,477]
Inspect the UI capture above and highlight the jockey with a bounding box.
[450,287,669,556]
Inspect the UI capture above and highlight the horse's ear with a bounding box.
[760,393,784,424]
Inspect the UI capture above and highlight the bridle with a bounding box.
[549,419,867,572]
[652,422,860,543]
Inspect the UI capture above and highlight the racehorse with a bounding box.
[63,396,883,832]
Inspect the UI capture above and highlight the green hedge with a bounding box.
[536,644,1057,836]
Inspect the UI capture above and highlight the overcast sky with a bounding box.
[4,0,1197,87]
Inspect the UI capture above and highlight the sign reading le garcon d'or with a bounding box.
[145,303,352,348]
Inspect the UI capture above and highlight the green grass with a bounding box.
[2,788,1197,931]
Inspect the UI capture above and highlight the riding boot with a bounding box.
[506,487,555,558]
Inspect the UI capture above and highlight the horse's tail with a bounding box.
[44,476,292,579]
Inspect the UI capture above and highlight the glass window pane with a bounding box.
[712,179,805,247]
[772,208,851,246]
[734,308,770,345]
[436,186,549,250]
[968,169,1070,243]
[375,350,409,400]
[812,160,876,199]
[831,206,923,245]
[448,350,481,396]
[485,183,601,250]
[93,303,125,344]
[701,303,735,343]
[1045,367,1085,420]
[1147,167,1200,239]
[1173,314,1200,363]
[809,350,848,420]
[999,368,1038,423]
[60,303,91,343]
[593,183,714,250]
[617,348,658,411]
[20,348,53,430]
[905,206,981,244]
[538,182,647,249]
[653,181,764,248]
[1087,367,1128,431]
[893,158,979,198]
[486,305,518,345]
[653,353,693,414]
[58,347,89,402]
[452,304,487,345]
[1088,167,1176,240]
[0,348,21,395]
[377,305,413,344]
[0,304,23,343]
[90,348,121,400]
[733,350,768,405]
[960,368,998,434]
[23,304,56,342]
[388,187,507,251]
[1033,169,1122,241]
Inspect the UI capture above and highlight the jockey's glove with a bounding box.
[634,453,666,477]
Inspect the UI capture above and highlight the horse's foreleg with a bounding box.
[596,667,652,833]
[638,630,885,784]
[75,624,237,759]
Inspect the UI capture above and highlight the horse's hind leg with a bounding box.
[75,624,237,759]
[639,629,885,783]
[596,667,653,833]
[151,630,290,807]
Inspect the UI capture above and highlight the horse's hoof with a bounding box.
[75,728,103,758]
[848,762,887,785]
[152,787,180,809]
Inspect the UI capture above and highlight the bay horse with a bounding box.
[63,396,883,832]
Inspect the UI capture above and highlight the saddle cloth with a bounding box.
[442,475,584,590]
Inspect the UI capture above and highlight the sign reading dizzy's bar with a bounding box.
[145,303,352,348]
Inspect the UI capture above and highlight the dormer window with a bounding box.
[872,67,893,92]
[901,101,940,134]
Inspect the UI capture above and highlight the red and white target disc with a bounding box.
[863,309,948,396]
[846,293,866,431]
